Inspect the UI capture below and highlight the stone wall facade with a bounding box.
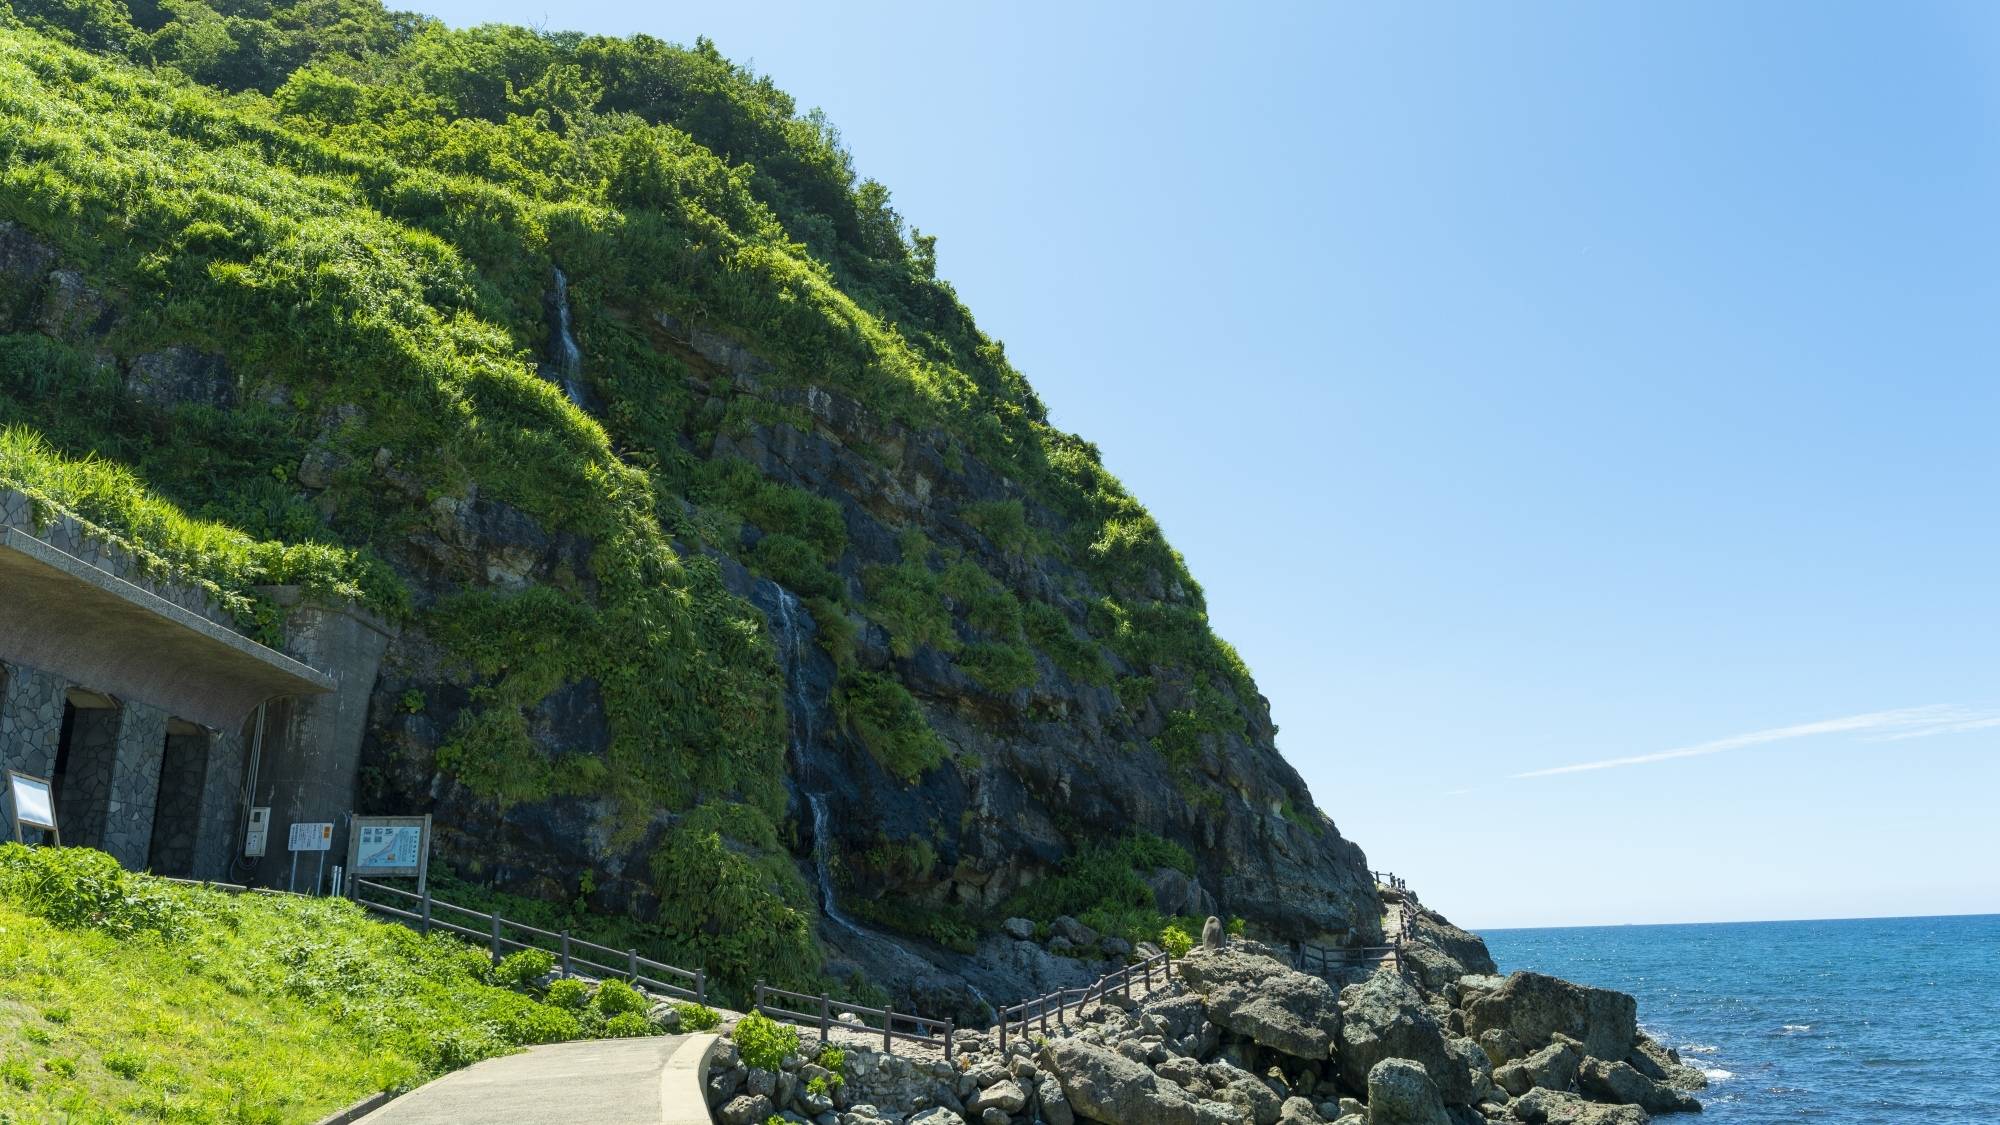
[0,662,66,839]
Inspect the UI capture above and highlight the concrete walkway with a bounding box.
[357,1034,718,1125]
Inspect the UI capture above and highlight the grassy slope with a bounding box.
[0,0,1320,986]
[0,845,623,1124]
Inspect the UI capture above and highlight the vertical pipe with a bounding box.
[560,930,572,977]
[627,948,638,983]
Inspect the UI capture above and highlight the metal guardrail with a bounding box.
[994,949,1172,1052]
[350,877,705,1004]
[755,981,957,1060]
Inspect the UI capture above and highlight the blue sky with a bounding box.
[413,0,2000,927]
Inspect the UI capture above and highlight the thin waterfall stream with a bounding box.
[546,267,586,408]
[771,586,863,935]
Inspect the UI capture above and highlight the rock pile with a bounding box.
[708,927,1705,1125]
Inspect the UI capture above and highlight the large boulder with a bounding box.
[1506,1088,1649,1125]
[1039,1038,1236,1125]
[1463,973,1637,1062]
[1365,1059,1452,1125]
[1338,970,1475,1105]
[1492,1036,1581,1097]
[1204,972,1343,1060]
[1627,1037,1708,1093]
[1179,941,1297,992]
[1577,1058,1700,1115]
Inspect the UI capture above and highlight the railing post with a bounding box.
[755,980,765,1015]
[489,912,501,965]
[419,885,432,935]
[819,994,831,1044]
[627,948,639,984]
[998,1010,1008,1053]
[883,1006,894,1053]
[944,1019,954,1062]
[695,970,706,1007]
[560,931,572,977]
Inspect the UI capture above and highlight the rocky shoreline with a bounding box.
[707,892,1707,1125]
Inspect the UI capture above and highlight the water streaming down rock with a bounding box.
[544,267,586,408]
[769,584,862,934]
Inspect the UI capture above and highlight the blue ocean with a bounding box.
[1480,914,2000,1123]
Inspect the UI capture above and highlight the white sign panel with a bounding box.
[288,821,334,852]
[8,771,57,835]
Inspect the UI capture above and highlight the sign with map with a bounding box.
[346,814,431,887]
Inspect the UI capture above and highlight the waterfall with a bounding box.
[770,584,860,935]
[546,267,586,408]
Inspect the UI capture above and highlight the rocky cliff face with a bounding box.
[0,8,1380,1011]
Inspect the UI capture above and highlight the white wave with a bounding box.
[1780,1023,1812,1033]
[1680,1043,1720,1054]
[1704,1068,1734,1081]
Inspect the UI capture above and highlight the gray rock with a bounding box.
[1101,935,1135,958]
[978,1109,1009,1125]
[1051,915,1100,947]
[968,1078,1027,1114]
[1578,1057,1700,1115]
[1462,973,1637,1063]
[126,346,235,411]
[720,1093,776,1125]
[1147,867,1218,917]
[36,268,111,342]
[1039,1038,1236,1125]
[907,1108,965,1125]
[1506,1087,1650,1125]
[1493,1036,1580,1097]
[1365,1058,1452,1125]
[1204,973,1343,1060]
[747,1068,778,1098]
[1002,916,1037,941]
[1627,1037,1708,1093]
[1477,1028,1524,1068]
[1338,970,1476,1105]
[1219,1073,1284,1125]
[1279,1095,1325,1124]
[0,221,56,330]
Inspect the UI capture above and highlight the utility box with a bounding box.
[244,806,269,857]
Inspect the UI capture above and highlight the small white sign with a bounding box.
[8,771,57,833]
[245,807,269,857]
[288,821,334,852]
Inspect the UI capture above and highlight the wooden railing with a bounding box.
[351,877,705,1004]
[994,949,1173,1052]
[1294,940,1401,977]
[754,981,956,1060]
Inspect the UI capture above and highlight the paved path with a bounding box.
[357,1034,717,1125]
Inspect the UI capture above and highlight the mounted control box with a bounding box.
[244,807,270,857]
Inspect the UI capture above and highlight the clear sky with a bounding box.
[409,0,2000,928]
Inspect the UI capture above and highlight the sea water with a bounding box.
[1481,914,2000,1123]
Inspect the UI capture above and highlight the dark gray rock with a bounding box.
[1627,1036,1707,1093]
[1203,972,1343,1060]
[1366,1058,1452,1125]
[1001,916,1036,940]
[1493,1036,1580,1097]
[1039,1039,1235,1125]
[0,221,56,330]
[719,1093,775,1125]
[1577,1057,1700,1115]
[1463,973,1637,1064]
[1506,1088,1650,1125]
[126,346,235,411]
[1339,970,1475,1105]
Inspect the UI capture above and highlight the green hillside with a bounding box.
[0,0,1375,1007]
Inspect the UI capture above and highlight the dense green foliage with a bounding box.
[0,844,614,1122]
[999,832,1218,948]
[0,0,1279,974]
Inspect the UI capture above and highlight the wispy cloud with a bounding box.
[1512,704,2000,779]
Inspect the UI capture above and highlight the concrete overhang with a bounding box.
[0,527,334,729]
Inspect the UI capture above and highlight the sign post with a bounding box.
[6,771,58,845]
[346,814,432,899]
[287,821,333,894]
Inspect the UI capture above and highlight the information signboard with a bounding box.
[288,822,334,852]
[346,814,432,897]
[6,771,58,843]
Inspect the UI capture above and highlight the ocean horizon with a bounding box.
[1480,912,2000,1123]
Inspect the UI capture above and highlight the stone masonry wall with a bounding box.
[0,662,66,839]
